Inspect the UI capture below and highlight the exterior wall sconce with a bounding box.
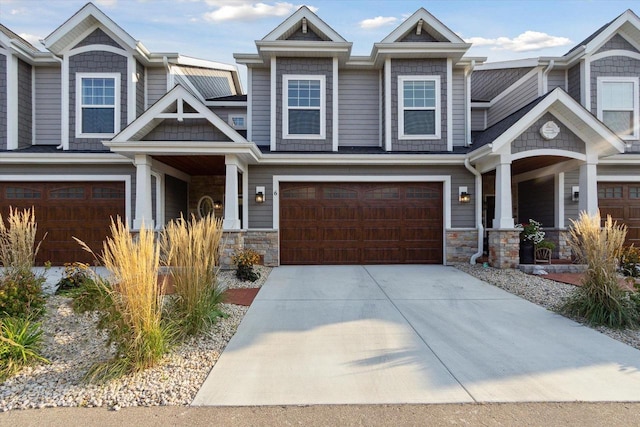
[213,200,223,210]
[572,186,579,202]
[255,186,265,203]
[459,186,471,204]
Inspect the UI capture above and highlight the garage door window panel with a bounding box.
[597,77,639,139]
[6,187,41,199]
[398,76,441,140]
[49,187,85,199]
[283,75,325,139]
[93,186,125,199]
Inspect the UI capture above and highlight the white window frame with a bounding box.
[596,76,639,140]
[398,75,441,140]
[75,72,121,138]
[283,74,326,139]
[228,114,247,130]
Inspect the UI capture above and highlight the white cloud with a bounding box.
[465,31,572,53]
[19,33,44,49]
[202,1,317,22]
[359,16,397,30]
[95,0,118,6]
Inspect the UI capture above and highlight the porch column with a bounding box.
[493,161,515,229]
[223,156,241,230]
[578,162,598,215]
[133,154,154,230]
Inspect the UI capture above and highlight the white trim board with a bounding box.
[0,174,132,227]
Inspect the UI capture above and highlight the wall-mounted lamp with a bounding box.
[255,186,265,204]
[572,186,579,202]
[213,200,223,210]
[459,186,471,204]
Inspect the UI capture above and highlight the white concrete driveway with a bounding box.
[193,265,640,406]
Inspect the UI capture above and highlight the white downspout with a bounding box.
[542,60,555,95]
[465,157,483,264]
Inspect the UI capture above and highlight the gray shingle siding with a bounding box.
[17,58,32,149]
[400,30,438,42]
[590,55,640,151]
[596,34,639,54]
[251,68,270,145]
[486,71,538,127]
[564,169,579,225]
[34,66,61,145]
[452,69,465,146]
[276,57,333,151]
[391,59,447,151]
[567,64,581,103]
[338,69,379,147]
[142,118,231,141]
[73,28,124,50]
[69,51,128,150]
[0,54,6,150]
[471,67,532,101]
[248,164,475,229]
[512,112,586,155]
[547,69,566,92]
[146,67,167,106]
[285,27,324,41]
[136,60,144,116]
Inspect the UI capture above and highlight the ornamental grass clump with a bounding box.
[563,211,639,328]
[77,218,170,383]
[0,207,44,276]
[160,214,225,338]
[0,316,48,381]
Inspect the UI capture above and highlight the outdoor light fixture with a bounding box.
[572,186,579,202]
[213,200,223,210]
[459,186,471,204]
[255,186,265,203]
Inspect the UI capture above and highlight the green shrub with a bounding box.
[536,240,556,251]
[0,316,48,381]
[55,262,93,293]
[232,249,260,282]
[562,211,639,328]
[620,246,640,278]
[0,271,46,319]
[160,214,225,338]
[68,276,112,315]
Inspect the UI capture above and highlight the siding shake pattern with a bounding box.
[511,113,586,155]
[142,118,232,141]
[596,34,639,54]
[73,28,124,50]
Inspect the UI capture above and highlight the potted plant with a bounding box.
[516,219,545,264]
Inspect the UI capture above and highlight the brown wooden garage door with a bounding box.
[598,182,640,247]
[0,182,126,265]
[280,182,443,264]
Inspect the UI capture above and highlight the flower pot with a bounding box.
[520,240,535,264]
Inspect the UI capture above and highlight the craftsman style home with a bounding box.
[1,3,639,268]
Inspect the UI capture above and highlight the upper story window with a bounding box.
[283,75,325,139]
[75,73,121,138]
[597,76,639,140]
[398,76,441,140]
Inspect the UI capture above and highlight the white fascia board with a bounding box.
[233,53,264,66]
[105,141,262,160]
[256,42,352,57]
[175,55,239,72]
[474,58,542,71]
[470,102,491,109]
[0,152,131,164]
[258,153,467,165]
[586,10,640,54]
[205,101,248,107]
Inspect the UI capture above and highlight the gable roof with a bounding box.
[564,9,640,57]
[469,88,625,160]
[261,6,346,42]
[380,8,465,44]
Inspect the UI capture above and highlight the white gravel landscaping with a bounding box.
[0,265,270,412]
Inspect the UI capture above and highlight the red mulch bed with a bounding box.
[544,272,637,291]
[223,288,260,306]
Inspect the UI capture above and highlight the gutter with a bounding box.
[464,157,483,265]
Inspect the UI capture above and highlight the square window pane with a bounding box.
[602,82,634,109]
[404,110,436,135]
[603,111,633,135]
[289,109,320,135]
[82,108,115,134]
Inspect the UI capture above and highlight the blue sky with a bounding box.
[1,0,638,87]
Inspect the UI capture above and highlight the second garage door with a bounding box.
[598,182,640,247]
[280,182,443,265]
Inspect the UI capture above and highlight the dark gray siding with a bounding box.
[471,67,532,101]
[35,66,61,145]
[512,112,585,155]
[146,67,167,106]
[596,34,639,54]
[452,69,465,146]
[73,28,124,50]
[338,69,379,147]
[142,118,231,141]
[276,57,333,151]
[17,59,32,149]
[0,54,5,150]
[69,51,128,150]
[165,175,188,222]
[136,60,144,117]
[547,69,566,92]
[487,71,538,127]
[247,164,475,229]
[391,59,447,151]
[564,169,579,225]
[567,64,581,103]
[251,67,270,146]
[471,109,485,131]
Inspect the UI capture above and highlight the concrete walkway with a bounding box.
[193,265,640,406]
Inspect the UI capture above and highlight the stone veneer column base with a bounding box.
[220,230,279,269]
[488,229,520,269]
[446,229,479,264]
[558,230,572,260]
